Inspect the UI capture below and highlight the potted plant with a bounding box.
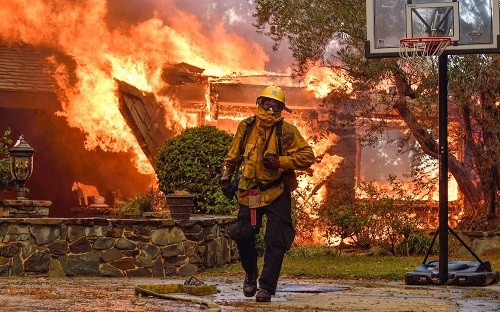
[166,190,194,221]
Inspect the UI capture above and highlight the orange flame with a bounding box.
[304,65,353,98]
[0,1,277,173]
[1,1,344,175]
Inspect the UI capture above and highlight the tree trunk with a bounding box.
[487,166,499,218]
[392,98,484,215]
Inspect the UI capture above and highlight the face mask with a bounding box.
[256,106,283,126]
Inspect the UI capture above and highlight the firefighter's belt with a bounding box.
[240,179,282,197]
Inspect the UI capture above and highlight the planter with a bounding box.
[165,194,194,221]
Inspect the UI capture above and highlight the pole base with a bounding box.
[405,260,499,286]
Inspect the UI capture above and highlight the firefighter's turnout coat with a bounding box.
[224,112,315,207]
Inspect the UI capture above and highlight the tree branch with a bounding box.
[392,98,482,210]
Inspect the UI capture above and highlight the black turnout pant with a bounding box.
[229,191,295,294]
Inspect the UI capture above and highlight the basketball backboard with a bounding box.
[366,0,500,58]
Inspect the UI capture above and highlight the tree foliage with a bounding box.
[155,125,237,215]
[253,1,500,221]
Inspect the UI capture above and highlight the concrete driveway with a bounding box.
[0,276,498,311]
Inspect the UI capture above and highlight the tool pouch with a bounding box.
[247,189,261,209]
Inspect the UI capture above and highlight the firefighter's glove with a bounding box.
[262,154,280,170]
[220,179,233,199]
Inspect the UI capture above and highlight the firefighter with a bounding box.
[220,85,315,302]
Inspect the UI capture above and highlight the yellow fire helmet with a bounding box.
[259,85,285,104]
[257,86,292,113]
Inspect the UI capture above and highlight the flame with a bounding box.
[0,1,276,173]
[357,175,458,202]
[303,65,353,98]
[0,1,344,176]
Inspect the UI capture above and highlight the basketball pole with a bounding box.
[438,54,449,285]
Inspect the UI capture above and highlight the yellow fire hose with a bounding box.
[135,278,220,312]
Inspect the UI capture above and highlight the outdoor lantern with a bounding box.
[9,135,35,199]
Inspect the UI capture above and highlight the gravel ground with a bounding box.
[0,276,498,311]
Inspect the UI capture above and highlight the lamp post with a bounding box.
[9,135,35,200]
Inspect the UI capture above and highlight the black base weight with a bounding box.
[405,260,500,286]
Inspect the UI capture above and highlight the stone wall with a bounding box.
[452,231,500,259]
[0,216,237,277]
[0,199,51,218]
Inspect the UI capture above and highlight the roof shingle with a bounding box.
[0,41,75,93]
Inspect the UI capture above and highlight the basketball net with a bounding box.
[399,37,451,73]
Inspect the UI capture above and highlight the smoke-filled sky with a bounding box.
[106,0,294,71]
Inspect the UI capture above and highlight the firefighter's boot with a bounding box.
[243,273,258,297]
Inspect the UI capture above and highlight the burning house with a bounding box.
[0,0,474,256]
[0,1,362,227]
[0,40,356,219]
[5,1,453,236]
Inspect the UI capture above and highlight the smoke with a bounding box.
[105,0,294,71]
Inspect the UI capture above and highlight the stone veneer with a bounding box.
[451,230,500,259]
[0,216,237,277]
[0,199,52,218]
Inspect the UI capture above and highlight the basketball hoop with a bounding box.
[399,37,451,59]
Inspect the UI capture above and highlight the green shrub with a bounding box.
[155,125,237,214]
[317,183,375,250]
[0,129,13,196]
[117,194,153,217]
[395,232,438,256]
[318,178,421,253]
[291,192,317,244]
[115,187,166,217]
